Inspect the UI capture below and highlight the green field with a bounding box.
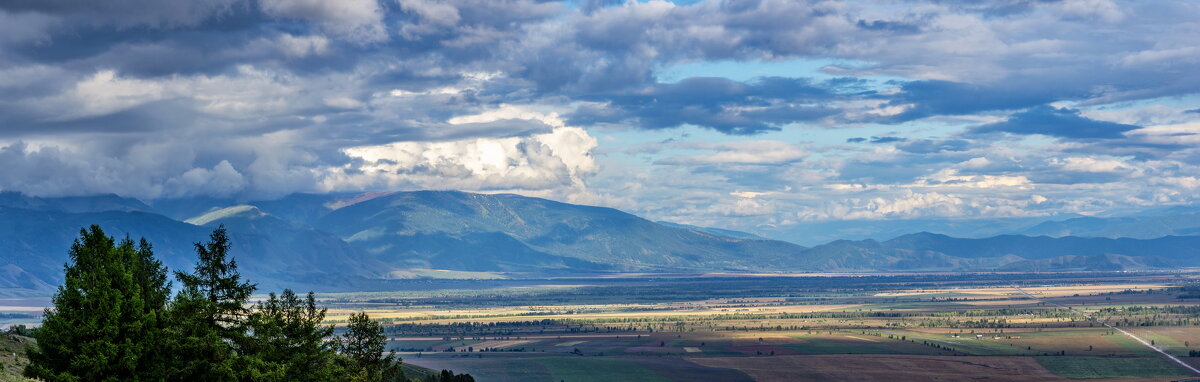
[1035,356,1189,379]
[784,336,923,355]
[536,357,670,382]
[405,355,754,382]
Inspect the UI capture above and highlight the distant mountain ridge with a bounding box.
[0,202,392,295]
[257,191,806,273]
[1,191,1198,296]
[655,221,769,240]
[1019,210,1200,239]
[0,191,152,213]
[799,232,1197,272]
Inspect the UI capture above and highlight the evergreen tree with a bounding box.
[422,370,476,382]
[242,290,340,381]
[25,226,171,381]
[130,237,173,378]
[166,226,256,381]
[339,312,404,381]
[134,238,172,315]
[26,224,476,382]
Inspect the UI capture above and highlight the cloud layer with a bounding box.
[1,0,1198,236]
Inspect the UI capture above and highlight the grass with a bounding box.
[784,337,907,355]
[1035,356,1190,379]
[535,357,671,382]
[389,338,489,351]
[0,334,35,382]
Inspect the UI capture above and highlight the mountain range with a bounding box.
[0,190,1197,295]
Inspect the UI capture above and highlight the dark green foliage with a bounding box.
[175,226,256,335]
[166,225,256,381]
[25,224,460,382]
[7,324,35,337]
[421,369,475,382]
[24,226,172,381]
[339,312,405,381]
[242,290,340,381]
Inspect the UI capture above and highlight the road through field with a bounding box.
[1011,285,1200,376]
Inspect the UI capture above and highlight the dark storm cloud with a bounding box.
[971,105,1142,139]
[884,80,1078,122]
[509,0,870,94]
[0,0,244,29]
[569,76,840,134]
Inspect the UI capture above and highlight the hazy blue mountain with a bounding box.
[4,191,1199,296]
[761,205,1200,245]
[880,232,1196,259]
[996,254,1173,272]
[655,221,768,240]
[799,232,1199,271]
[1019,211,1200,239]
[759,216,1072,246]
[0,207,213,293]
[147,196,240,221]
[0,264,54,295]
[296,191,809,272]
[184,206,395,285]
[0,204,391,294]
[0,192,152,213]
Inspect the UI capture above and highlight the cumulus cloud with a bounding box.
[0,141,245,198]
[335,107,598,192]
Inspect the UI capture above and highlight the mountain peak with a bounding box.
[185,205,267,226]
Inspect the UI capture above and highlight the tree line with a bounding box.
[25,225,473,382]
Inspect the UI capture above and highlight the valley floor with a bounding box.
[317,272,1200,382]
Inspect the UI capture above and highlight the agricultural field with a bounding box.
[315,272,1200,381]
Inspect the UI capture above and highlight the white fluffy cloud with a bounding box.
[335,106,598,192]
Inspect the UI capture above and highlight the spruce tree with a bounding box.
[243,290,340,381]
[339,312,404,381]
[166,226,256,381]
[25,226,171,381]
[130,237,173,378]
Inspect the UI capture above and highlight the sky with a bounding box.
[0,0,1198,234]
